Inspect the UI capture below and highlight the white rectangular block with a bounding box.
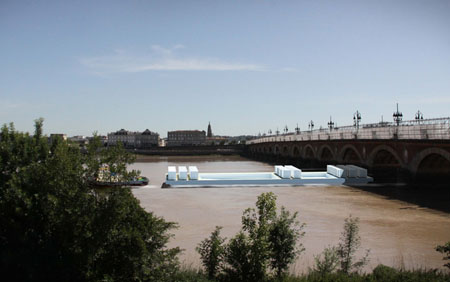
[294,168,302,179]
[327,165,344,178]
[168,166,177,180]
[336,165,349,177]
[284,165,301,179]
[178,166,188,180]
[346,166,358,178]
[279,168,292,179]
[347,165,367,178]
[274,165,283,176]
[188,166,198,180]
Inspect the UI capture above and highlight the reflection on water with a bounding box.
[130,155,450,273]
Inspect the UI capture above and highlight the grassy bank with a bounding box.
[174,265,450,282]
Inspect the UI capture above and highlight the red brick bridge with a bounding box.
[246,139,450,182]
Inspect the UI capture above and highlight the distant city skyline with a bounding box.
[1,0,450,137]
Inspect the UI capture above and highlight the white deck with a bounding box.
[164,171,346,187]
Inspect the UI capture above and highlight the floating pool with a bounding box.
[162,165,373,188]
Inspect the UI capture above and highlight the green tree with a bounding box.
[196,226,226,280]
[337,215,370,274]
[0,119,180,281]
[269,206,305,278]
[312,246,339,276]
[436,241,450,269]
[221,192,304,282]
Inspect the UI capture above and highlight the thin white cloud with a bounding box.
[80,46,266,74]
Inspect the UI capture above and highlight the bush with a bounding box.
[436,241,450,270]
[196,226,226,279]
[313,246,339,276]
[197,192,305,282]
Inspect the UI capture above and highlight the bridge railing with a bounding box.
[248,117,450,144]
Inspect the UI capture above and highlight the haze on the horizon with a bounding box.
[1,0,449,137]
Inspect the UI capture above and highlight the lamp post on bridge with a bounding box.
[295,123,300,134]
[353,111,361,129]
[276,128,280,136]
[268,129,272,136]
[308,120,314,132]
[328,116,334,131]
[393,103,403,126]
[283,125,288,135]
[415,110,423,124]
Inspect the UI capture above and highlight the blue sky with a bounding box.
[1,0,449,137]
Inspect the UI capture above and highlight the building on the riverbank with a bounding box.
[206,135,230,145]
[167,130,206,146]
[108,129,160,148]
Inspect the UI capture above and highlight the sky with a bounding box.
[1,0,450,137]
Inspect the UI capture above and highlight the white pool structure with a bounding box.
[163,165,373,188]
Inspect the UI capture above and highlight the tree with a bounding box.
[269,207,305,278]
[337,215,370,274]
[436,241,450,269]
[213,192,304,281]
[0,119,180,281]
[196,226,226,279]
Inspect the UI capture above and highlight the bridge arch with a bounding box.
[317,145,336,161]
[367,145,403,167]
[339,144,363,164]
[303,144,316,159]
[274,145,280,155]
[410,148,450,175]
[282,145,289,156]
[292,145,301,158]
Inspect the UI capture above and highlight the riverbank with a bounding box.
[129,145,244,156]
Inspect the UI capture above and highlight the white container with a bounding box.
[292,168,302,179]
[346,166,358,178]
[337,165,349,177]
[279,168,292,179]
[347,165,367,178]
[189,166,198,180]
[274,165,283,176]
[327,165,344,178]
[285,165,301,179]
[178,166,188,180]
[168,166,177,180]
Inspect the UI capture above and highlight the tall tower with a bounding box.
[207,122,212,137]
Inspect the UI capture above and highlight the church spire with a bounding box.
[207,122,212,137]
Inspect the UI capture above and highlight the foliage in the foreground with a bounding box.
[312,215,370,276]
[336,216,370,274]
[0,120,180,281]
[175,264,450,282]
[436,241,450,269]
[197,192,305,282]
[196,226,226,279]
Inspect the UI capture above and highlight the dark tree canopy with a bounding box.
[0,119,179,281]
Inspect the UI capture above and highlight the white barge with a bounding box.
[162,165,373,188]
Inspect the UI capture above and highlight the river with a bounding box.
[129,155,450,273]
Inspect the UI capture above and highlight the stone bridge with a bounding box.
[246,140,450,182]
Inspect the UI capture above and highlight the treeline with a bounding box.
[0,120,449,282]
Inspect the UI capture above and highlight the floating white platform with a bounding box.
[163,165,373,188]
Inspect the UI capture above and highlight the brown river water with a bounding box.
[129,155,450,273]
